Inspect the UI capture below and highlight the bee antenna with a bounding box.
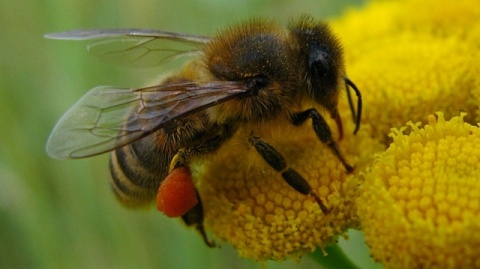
[344,77,362,135]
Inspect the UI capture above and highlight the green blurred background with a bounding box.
[0,0,378,268]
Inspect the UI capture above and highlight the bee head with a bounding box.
[290,15,345,116]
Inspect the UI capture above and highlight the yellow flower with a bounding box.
[333,0,480,144]
[357,113,480,268]
[334,0,480,62]
[331,0,480,267]
[196,122,382,261]
[347,36,477,144]
[192,0,480,263]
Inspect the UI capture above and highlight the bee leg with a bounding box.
[248,136,330,214]
[344,77,362,135]
[181,191,216,247]
[169,148,188,173]
[169,125,236,247]
[169,124,237,173]
[167,153,214,246]
[291,109,354,173]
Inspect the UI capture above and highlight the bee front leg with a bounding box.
[248,136,330,214]
[291,109,354,173]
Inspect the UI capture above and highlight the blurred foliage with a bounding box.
[0,0,372,268]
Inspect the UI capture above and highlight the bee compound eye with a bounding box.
[309,49,332,75]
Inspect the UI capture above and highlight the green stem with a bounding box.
[309,244,360,269]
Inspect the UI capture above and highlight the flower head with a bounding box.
[196,122,381,261]
[191,0,480,264]
[333,0,480,144]
[357,113,480,268]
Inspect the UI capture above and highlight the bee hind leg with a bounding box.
[181,192,216,247]
[166,154,215,247]
[248,136,330,214]
[169,124,237,247]
[169,148,188,173]
[169,124,237,173]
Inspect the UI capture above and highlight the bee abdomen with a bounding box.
[109,142,168,207]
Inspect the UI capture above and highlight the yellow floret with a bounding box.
[196,120,382,261]
[357,112,480,269]
[190,0,480,264]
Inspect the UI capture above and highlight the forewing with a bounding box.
[45,29,211,67]
[46,81,249,159]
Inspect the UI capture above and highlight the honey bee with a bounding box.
[46,14,362,247]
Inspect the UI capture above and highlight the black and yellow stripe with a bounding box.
[109,135,173,207]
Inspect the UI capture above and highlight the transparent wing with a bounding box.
[46,81,250,159]
[45,29,211,67]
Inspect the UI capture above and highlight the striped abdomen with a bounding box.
[109,132,175,207]
[109,113,212,207]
